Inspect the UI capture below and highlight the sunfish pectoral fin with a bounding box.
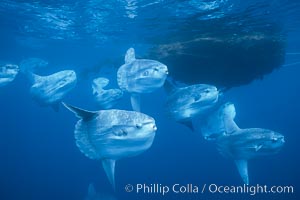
[92,84,98,95]
[125,48,136,64]
[255,144,263,151]
[62,102,97,120]
[130,94,141,112]
[102,159,116,190]
[234,159,249,185]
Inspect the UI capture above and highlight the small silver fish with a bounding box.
[0,64,19,87]
[92,77,123,109]
[29,70,77,111]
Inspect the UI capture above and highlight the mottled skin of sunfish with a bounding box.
[63,103,157,190]
[117,48,168,111]
[92,77,123,109]
[199,102,236,140]
[165,84,219,124]
[19,57,48,73]
[30,70,77,111]
[0,64,19,87]
[216,120,285,185]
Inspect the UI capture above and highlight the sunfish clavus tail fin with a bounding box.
[62,102,97,120]
[234,159,249,185]
[102,159,116,190]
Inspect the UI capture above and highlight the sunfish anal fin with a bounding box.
[180,120,194,132]
[164,77,177,94]
[102,159,116,190]
[234,159,249,185]
[51,103,60,112]
[87,183,97,197]
[130,94,141,112]
[62,102,97,120]
[125,48,136,64]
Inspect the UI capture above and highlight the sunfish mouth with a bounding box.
[142,121,157,131]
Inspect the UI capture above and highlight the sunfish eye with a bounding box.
[143,70,149,76]
[271,138,278,143]
[204,89,210,93]
[136,123,143,129]
[122,129,128,136]
[154,67,159,71]
[194,94,201,102]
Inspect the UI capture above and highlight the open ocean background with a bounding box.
[0,0,299,199]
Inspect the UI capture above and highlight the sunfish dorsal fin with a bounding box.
[224,119,240,134]
[130,94,141,112]
[102,159,116,190]
[62,102,97,120]
[234,159,249,185]
[125,48,136,64]
[28,72,42,83]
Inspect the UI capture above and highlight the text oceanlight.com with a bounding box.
[124,183,294,196]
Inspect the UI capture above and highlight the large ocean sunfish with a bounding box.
[164,80,219,130]
[92,77,123,109]
[0,64,19,87]
[29,70,77,111]
[63,103,157,189]
[216,120,285,185]
[117,48,168,112]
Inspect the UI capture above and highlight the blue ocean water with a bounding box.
[0,0,299,200]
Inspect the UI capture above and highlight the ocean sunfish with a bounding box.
[216,122,285,185]
[0,64,19,87]
[19,57,48,73]
[63,103,157,189]
[117,48,168,111]
[29,70,77,111]
[198,102,236,140]
[92,77,123,109]
[164,81,219,130]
